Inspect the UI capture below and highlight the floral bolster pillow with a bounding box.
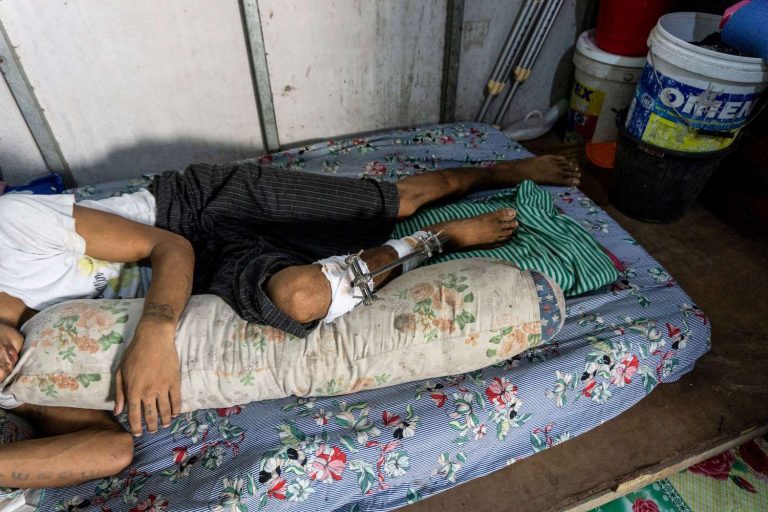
[2,258,564,412]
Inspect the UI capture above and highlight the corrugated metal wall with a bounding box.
[0,0,587,186]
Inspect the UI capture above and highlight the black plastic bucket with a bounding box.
[610,116,734,223]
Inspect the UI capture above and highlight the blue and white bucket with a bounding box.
[625,12,768,152]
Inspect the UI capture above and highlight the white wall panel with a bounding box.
[456,0,584,126]
[0,75,47,184]
[0,0,264,185]
[260,0,446,145]
[1,0,586,186]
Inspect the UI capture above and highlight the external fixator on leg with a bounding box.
[345,230,448,305]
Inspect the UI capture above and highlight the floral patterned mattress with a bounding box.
[31,123,710,511]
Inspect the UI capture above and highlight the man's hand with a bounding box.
[8,205,191,434]
[114,316,181,436]
[72,206,194,436]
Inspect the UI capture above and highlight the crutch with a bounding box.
[492,0,566,126]
[475,0,545,122]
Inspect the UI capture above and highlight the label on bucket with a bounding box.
[626,63,762,152]
[565,80,605,142]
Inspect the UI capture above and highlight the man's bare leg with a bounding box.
[396,155,580,218]
[266,209,518,324]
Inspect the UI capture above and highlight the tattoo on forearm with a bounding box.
[3,469,103,483]
[144,303,176,321]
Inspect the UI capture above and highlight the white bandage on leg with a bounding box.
[318,231,434,323]
[384,230,430,273]
[316,255,373,324]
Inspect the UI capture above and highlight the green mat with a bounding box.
[592,437,768,512]
[393,180,619,296]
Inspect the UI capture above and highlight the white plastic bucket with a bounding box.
[625,12,768,152]
[566,30,646,143]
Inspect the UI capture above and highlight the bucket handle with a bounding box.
[647,44,766,139]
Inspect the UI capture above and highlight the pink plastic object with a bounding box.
[721,0,752,29]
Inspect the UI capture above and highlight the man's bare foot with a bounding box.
[425,209,519,251]
[492,155,581,187]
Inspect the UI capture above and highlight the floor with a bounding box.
[409,137,768,511]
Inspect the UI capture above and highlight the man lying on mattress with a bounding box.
[0,155,580,488]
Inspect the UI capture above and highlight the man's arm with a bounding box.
[0,293,31,331]
[0,404,133,488]
[73,205,194,435]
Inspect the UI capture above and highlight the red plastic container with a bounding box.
[595,0,673,56]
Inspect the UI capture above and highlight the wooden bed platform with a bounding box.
[411,141,768,511]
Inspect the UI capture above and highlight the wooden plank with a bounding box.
[563,425,768,512]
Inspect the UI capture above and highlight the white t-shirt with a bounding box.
[0,189,156,409]
[0,189,156,310]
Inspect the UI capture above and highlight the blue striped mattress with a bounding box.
[37,123,710,511]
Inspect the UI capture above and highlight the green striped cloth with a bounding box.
[392,180,619,297]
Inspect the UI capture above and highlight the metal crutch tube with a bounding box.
[492,0,566,126]
[476,0,546,122]
[476,0,538,121]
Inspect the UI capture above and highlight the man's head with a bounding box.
[0,323,23,381]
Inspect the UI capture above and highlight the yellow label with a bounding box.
[569,80,605,117]
[514,67,532,82]
[641,113,736,152]
[487,80,505,95]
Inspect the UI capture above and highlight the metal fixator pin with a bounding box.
[345,231,448,306]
